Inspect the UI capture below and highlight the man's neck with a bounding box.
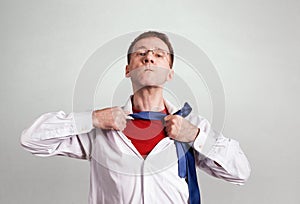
[132,87,165,112]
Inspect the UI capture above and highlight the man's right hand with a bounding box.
[92,107,128,131]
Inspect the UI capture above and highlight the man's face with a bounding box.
[126,37,174,89]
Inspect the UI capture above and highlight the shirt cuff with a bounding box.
[193,127,220,157]
[193,127,208,153]
[73,111,94,134]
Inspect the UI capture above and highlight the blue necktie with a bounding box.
[129,102,201,204]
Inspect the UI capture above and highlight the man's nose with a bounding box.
[143,52,155,64]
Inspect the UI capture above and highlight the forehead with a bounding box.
[133,37,169,52]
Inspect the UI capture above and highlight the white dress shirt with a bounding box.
[21,97,251,204]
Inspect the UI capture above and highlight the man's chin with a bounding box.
[133,81,165,91]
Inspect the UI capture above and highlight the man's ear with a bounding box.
[166,69,174,81]
[125,65,130,78]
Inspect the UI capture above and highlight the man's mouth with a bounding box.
[144,68,154,71]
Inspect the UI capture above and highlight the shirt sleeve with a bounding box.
[187,115,251,185]
[20,111,95,160]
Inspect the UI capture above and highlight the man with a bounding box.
[21,31,251,204]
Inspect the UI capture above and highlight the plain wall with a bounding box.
[1,0,299,203]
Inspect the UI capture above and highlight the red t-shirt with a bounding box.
[123,107,167,157]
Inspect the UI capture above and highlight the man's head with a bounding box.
[127,31,174,68]
[125,31,175,90]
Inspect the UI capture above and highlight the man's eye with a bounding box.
[135,51,146,56]
[138,52,146,56]
[156,51,166,58]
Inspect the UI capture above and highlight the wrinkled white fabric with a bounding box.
[21,97,251,204]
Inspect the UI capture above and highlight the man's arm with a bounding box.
[20,111,95,159]
[21,106,128,159]
[164,114,251,185]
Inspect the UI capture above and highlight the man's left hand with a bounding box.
[164,115,200,143]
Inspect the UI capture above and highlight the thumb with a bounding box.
[123,110,132,119]
[164,115,172,121]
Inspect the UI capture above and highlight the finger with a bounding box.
[120,110,128,117]
[165,128,171,138]
[166,118,177,127]
[111,123,119,131]
[121,110,131,120]
[121,122,127,131]
[121,119,127,128]
[123,110,131,115]
[118,112,127,121]
[116,120,126,130]
[164,116,175,127]
[164,119,169,127]
[120,113,126,121]
[115,116,127,130]
[165,125,174,136]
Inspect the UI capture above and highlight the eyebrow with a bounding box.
[135,46,147,50]
[133,46,169,53]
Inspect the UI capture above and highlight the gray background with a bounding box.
[1,0,299,203]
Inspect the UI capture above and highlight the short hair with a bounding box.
[127,31,174,68]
